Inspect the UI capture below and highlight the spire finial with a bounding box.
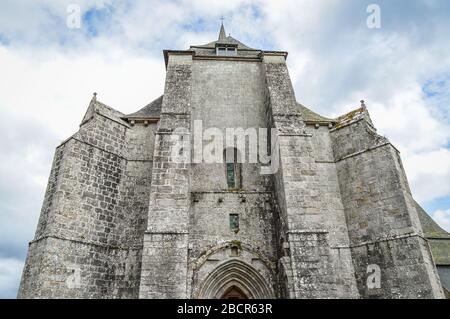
[218,16,226,41]
[360,100,366,108]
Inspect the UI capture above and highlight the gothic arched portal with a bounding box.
[197,260,274,299]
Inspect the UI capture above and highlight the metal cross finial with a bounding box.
[220,15,225,23]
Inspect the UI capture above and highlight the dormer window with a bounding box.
[227,47,236,54]
[216,45,237,56]
[217,47,226,55]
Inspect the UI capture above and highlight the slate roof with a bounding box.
[296,102,335,124]
[192,36,256,51]
[123,95,163,120]
[417,202,450,239]
[190,23,257,51]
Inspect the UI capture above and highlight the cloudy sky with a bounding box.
[1,0,449,298]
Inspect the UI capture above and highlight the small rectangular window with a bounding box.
[227,47,237,56]
[217,46,237,56]
[230,214,239,233]
[217,47,227,56]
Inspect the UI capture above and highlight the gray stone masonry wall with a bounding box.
[139,53,192,298]
[18,101,155,298]
[331,118,444,298]
[18,145,65,297]
[187,59,277,298]
[261,54,358,298]
[187,192,278,298]
[190,59,270,192]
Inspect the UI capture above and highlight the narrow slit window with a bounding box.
[226,163,235,188]
[230,214,239,233]
[224,147,241,190]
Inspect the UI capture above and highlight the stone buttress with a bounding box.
[18,96,156,298]
[139,52,193,298]
[261,53,359,298]
[331,107,445,298]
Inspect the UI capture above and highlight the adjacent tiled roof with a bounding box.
[123,95,163,119]
[416,201,450,266]
[296,102,334,124]
[417,202,450,239]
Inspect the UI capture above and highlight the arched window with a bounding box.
[224,148,242,189]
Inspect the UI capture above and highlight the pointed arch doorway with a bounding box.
[197,260,274,299]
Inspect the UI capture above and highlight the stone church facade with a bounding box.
[18,25,450,299]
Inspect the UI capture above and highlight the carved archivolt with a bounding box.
[191,241,275,299]
[196,259,274,299]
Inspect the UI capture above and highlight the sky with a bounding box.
[0,0,450,299]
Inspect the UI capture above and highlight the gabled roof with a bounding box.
[123,95,163,120]
[81,93,127,126]
[190,23,257,51]
[334,101,375,129]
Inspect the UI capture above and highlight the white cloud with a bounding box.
[0,44,166,138]
[0,258,24,299]
[402,149,450,203]
[431,209,450,233]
